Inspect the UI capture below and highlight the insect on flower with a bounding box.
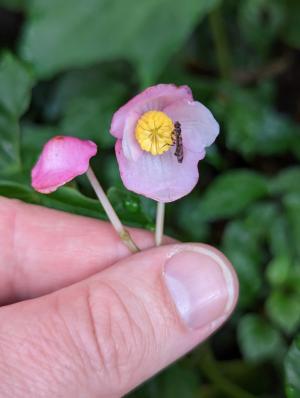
[172,121,183,163]
[110,84,219,203]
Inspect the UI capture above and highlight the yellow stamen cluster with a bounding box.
[135,111,174,155]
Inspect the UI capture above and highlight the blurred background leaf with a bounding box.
[222,219,264,309]
[20,0,221,84]
[219,85,298,158]
[197,170,268,221]
[285,335,300,398]
[0,52,34,174]
[130,363,199,398]
[265,290,300,334]
[238,314,286,363]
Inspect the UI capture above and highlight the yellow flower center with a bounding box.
[135,111,174,155]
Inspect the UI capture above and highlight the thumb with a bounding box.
[0,243,238,398]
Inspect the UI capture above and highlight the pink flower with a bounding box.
[31,136,97,193]
[110,84,219,202]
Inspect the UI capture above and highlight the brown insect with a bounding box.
[172,121,183,163]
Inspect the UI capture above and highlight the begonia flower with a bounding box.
[31,136,97,193]
[110,84,219,202]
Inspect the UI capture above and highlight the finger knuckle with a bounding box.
[83,279,154,390]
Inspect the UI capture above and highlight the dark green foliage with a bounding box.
[220,86,298,158]
[266,290,300,334]
[285,335,300,397]
[19,0,221,84]
[198,170,269,221]
[132,362,199,398]
[0,0,299,396]
[237,314,286,363]
[0,53,34,173]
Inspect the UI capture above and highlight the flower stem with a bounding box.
[155,202,165,246]
[86,167,140,253]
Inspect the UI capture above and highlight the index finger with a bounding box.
[0,196,170,304]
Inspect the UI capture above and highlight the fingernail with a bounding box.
[164,247,236,330]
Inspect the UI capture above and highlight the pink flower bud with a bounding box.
[31,136,97,193]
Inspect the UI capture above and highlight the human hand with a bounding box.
[0,196,238,398]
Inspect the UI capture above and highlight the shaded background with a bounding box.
[0,0,300,397]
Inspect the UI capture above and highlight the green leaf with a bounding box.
[158,364,199,398]
[174,195,210,241]
[0,180,36,202]
[244,201,278,240]
[0,53,34,173]
[268,214,293,257]
[107,187,153,229]
[286,267,300,295]
[0,113,21,174]
[266,290,300,334]
[222,220,263,308]
[38,187,106,219]
[198,170,268,221]
[20,0,220,83]
[222,87,296,158]
[266,255,291,287]
[269,167,300,196]
[285,335,300,398]
[0,178,152,228]
[238,314,285,363]
[284,194,300,257]
[0,52,33,116]
[0,179,106,220]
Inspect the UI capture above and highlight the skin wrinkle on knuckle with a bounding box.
[81,271,181,391]
[83,279,151,391]
[50,294,95,383]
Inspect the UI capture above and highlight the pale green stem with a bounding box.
[155,202,165,246]
[86,167,140,253]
